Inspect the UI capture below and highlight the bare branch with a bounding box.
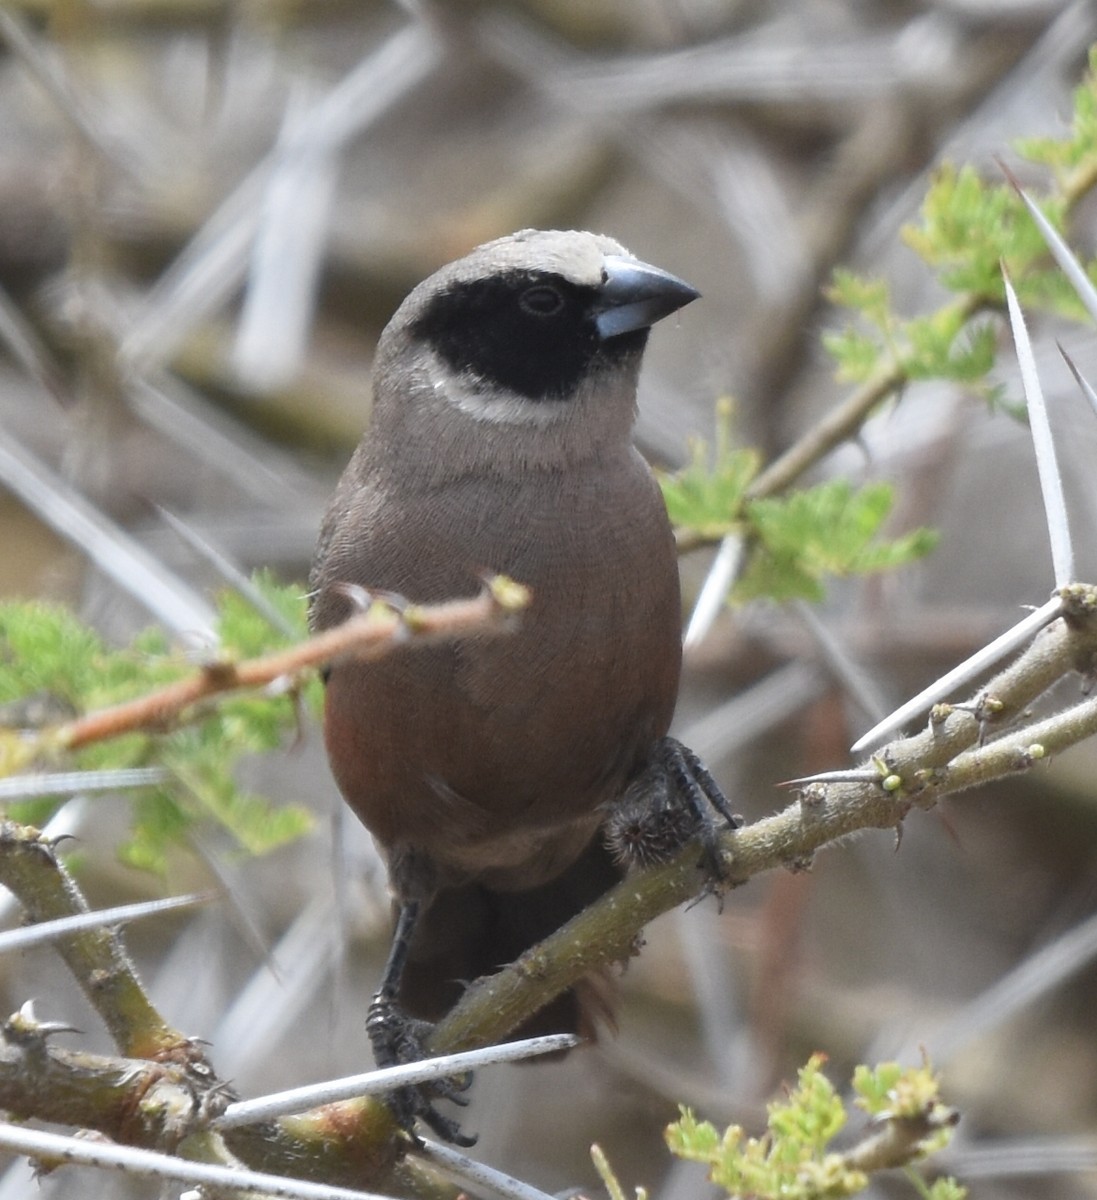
[52,580,529,753]
[0,822,189,1061]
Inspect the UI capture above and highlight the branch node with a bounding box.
[1015,743,1046,769]
[396,606,424,638]
[928,702,952,730]
[198,658,239,689]
[0,822,58,862]
[3,1001,80,1052]
[1059,581,1097,624]
[515,947,550,982]
[483,573,533,616]
[798,783,827,809]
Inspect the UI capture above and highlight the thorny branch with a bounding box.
[426,584,1097,1055]
[1,587,1094,1193]
[0,822,186,1062]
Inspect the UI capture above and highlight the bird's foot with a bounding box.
[605,736,741,885]
[367,991,476,1146]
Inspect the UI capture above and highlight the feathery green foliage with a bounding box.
[666,50,1097,611]
[660,441,760,540]
[827,49,1097,392]
[738,481,938,603]
[1015,49,1097,185]
[0,572,318,873]
[664,1054,964,1200]
[660,416,937,603]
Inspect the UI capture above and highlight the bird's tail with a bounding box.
[399,834,624,1040]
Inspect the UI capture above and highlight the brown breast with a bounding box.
[313,447,681,892]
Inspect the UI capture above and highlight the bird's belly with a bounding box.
[318,459,681,890]
[415,810,603,891]
[324,600,672,888]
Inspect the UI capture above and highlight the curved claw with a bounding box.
[419,1104,478,1148]
[367,992,477,1146]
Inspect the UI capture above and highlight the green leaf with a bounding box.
[900,163,1063,299]
[119,790,192,875]
[1016,47,1097,186]
[665,1056,867,1199]
[665,1107,723,1161]
[0,577,318,874]
[826,270,892,325]
[821,328,885,383]
[659,439,760,540]
[735,481,938,603]
[668,1055,960,1199]
[921,1177,968,1200]
[217,568,311,654]
[167,746,312,858]
[822,270,901,381]
[823,52,1097,414]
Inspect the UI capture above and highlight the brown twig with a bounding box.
[841,1108,960,1175]
[56,579,529,752]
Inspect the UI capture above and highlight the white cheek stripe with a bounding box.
[429,362,567,428]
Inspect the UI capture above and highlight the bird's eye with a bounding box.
[519,284,565,317]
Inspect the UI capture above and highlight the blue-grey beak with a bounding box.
[594,254,700,340]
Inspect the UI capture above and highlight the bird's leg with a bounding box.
[660,737,741,880]
[367,900,424,1067]
[605,736,741,882]
[367,899,476,1147]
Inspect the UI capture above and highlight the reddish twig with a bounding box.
[58,579,530,752]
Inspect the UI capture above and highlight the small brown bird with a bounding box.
[310,229,734,1141]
